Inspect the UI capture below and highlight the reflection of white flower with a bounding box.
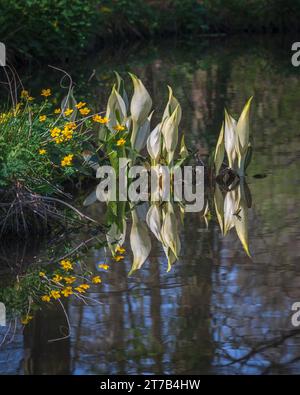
[161,203,181,259]
[146,204,162,242]
[129,209,151,275]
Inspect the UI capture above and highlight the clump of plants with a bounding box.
[0,78,100,235]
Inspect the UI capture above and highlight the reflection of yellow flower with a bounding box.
[116,246,126,254]
[53,274,63,283]
[41,88,51,97]
[54,108,61,114]
[114,255,124,262]
[75,101,86,109]
[39,115,47,122]
[79,107,90,116]
[61,287,73,297]
[116,138,126,146]
[21,315,33,325]
[39,271,46,277]
[64,276,76,284]
[60,259,73,271]
[39,149,46,155]
[74,284,90,293]
[61,154,74,167]
[41,295,51,302]
[92,276,102,284]
[64,108,73,116]
[50,290,61,299]
[98,264,109,270]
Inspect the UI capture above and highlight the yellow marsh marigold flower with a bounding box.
[28,96,34,101]
[41,295,51,302]
[41,88,51,97]
[98,264,109,270]
[64,108,73,116]
[92,115,109,124]
[65,122,76,129]
[92,276,102,284]
[79,107,90,116]
[116,246,126,254]
[114,255,124,262]
[39,271,46,277]
[50,290,61,299]
[50,127,61,138]
[39,115,47,122]
[39,149,47,155]
[21,315,33,325]
[60,259,73,271]
[54,108,61,114]
[114,124,126,132]
[116,138,126,146]
[61,287,73,297]
[61,154,74,167]
[75,101,86,109]
[64,276,76,284]
[20,90,29,99]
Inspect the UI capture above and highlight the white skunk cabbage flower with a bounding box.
[163,85,182,123]
[130,73,152,125]
[129,209,152,275]
[106,85,127,132]
[147,123,161,163]
[224,109,237,170]
[179,134,188,160]
[130,74,152,148]
[214,122,225,174]
[161,105,180,164]
[133,111,153,152]
[235,97,253,175]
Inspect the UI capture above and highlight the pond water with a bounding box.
[1,35,300,375]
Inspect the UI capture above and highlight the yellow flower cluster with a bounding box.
[64,276,76,284]
[116,138,126,146]
[92,276,102,284]
[39,115,47,122]
[20,90,34,101]
[50,122,76,144]
[114,246,126,261]
[60,259,73,271]
[0,112,11,124]
[61,154,74,167]
[21,315,33,325]
[92,114,109,124]
[114,124,126,132]
[41,88,51,97]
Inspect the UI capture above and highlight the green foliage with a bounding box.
[0,90,92,194]
[1,0,299,61]
[0,0,97,60]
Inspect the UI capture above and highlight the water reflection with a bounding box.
[1,36,300,374]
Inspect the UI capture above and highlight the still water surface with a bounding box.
[1,36,300,374]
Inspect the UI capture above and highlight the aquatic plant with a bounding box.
[214,97,253,177]
[214,181,252,256]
